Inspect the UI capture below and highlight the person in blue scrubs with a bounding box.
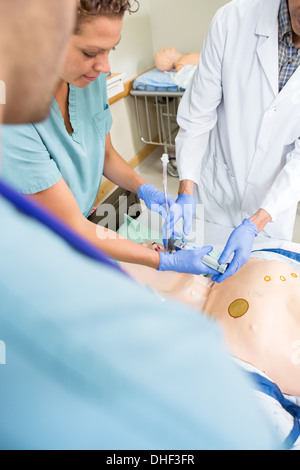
[1,0,215,277]
[0,0,281,450]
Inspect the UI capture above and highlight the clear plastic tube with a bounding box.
[161,153,170,217]
[161,153,172,249]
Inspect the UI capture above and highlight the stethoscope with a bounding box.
[0,178,130,279]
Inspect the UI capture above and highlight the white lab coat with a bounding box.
[176,0,300,241]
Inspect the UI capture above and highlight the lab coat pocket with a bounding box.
[92,106,113,143]
[198,154,239,226]
[200,154,237,208]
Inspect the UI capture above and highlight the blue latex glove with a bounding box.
[173,194,196,236]
[159,245,220,276]
[212,218,259,283]
[162,194,196,248]
[137,184,175,220]
[161,218,184,249]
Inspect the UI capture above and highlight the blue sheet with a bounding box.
[133,68,182,92]
[253,248,300,263]
[251,248,300,271]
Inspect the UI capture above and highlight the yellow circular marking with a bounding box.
[228,299,249,319]
[280,276,286,282]
[264,276,271,282]
[291,273,298,278]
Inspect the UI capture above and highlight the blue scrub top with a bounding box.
[1,74,112,217]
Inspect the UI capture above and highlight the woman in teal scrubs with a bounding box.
[1,0,215,276]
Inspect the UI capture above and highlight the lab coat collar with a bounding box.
[255,0,281,97]
[255,0,281,37]
[255,0,300,107]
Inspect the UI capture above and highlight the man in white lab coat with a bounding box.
[175,0,300,282]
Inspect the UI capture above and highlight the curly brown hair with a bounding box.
[77,0,139,28]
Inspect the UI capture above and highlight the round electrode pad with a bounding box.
[228,299,249,319]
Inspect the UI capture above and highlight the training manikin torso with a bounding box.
[122,244,300,396]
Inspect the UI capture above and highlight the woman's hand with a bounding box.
[159,245,219,276]
[137,183,176,220]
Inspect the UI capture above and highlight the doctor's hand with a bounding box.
[212,218,259,283]
[162,194,196,247]
[172,194,196,237]
[159,245,219,276]
[137,184,175,220]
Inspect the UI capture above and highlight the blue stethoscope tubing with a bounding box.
[0,178,130,278]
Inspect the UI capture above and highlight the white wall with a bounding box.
[109,0,155,79]
[109,0,230,168]
[148,0,229,54]
[109,0,230,79]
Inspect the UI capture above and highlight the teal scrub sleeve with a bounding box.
[1,123,62,194]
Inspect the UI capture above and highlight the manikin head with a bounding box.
[155,47,200,73]
[0,0,77,124]
[60,0,139,88]
[155,47,183,72]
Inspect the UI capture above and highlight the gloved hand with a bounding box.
[162,193,196,248]
[211,218,259,283]
[174,194,196,236]
[137,184,175,220]
[159,245,219,276]
[161,217,184,249]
